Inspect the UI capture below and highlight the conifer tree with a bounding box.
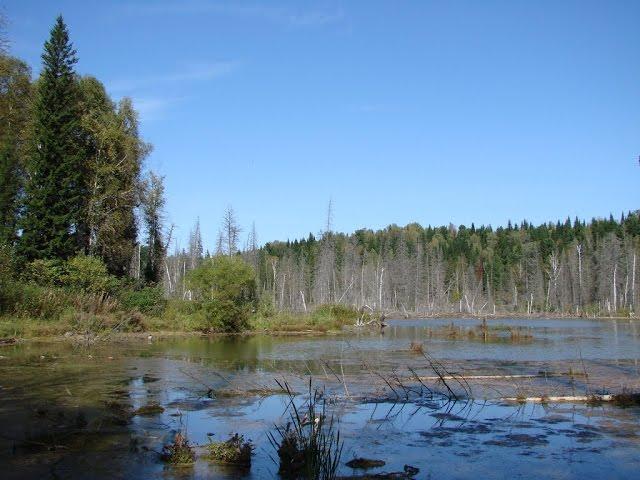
[142,172,165,284]
[19,16,85,260]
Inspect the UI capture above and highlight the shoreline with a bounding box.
[2,312,636,344]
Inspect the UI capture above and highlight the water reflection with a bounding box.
[0,317,638,479]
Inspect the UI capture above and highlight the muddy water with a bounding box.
[0,317,638,479]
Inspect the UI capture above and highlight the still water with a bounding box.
[0,317,638,479]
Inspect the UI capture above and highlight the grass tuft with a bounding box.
[268,379,343,480]
[162,431,195,465]
[206,433,253,466]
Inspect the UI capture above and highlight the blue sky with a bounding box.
[3,0,639,250]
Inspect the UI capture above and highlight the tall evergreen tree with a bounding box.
[19,16,85,260]
[142,172,165,284]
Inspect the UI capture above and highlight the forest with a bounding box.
[1,15,638,340]
[168,210,640,318]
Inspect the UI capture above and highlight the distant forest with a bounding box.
[167,212,640,317]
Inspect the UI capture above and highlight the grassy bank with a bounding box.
[0,298,365,340]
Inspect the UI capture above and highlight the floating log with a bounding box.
[502,394,613,403]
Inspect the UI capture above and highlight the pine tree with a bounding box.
[19,16,85,260]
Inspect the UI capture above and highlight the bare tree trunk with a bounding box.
[613,263,617,313]
[632,252,637,312]
[576,243,583,309]
[378,266,384,312]
[300,290,307,312]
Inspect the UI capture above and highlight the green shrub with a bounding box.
[1,251,70,320]
[257,295,276,318]
[119,285,166,315]
[0,245,17,314]
[187,256,256,333]
[200,297,252,333]
[12,283,70,320]
[0,244,15,281]
[65,255,116,293]
[23,255,116,294]
[23,259,66,287]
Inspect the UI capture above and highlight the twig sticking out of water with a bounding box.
[419,350,472,401]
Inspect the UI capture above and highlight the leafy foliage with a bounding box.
[187,256,256,332]
[118,285,166,316]
[23,255,115,294]
[0,54,31,245]
[207,433,253,466]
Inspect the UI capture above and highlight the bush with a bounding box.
[200,297,251,333]
[0,245,17,314]
[118,285,166,316]
[65,255,116,293]
[12,283,71,320]
[187,256,256,333]
[23,259,66,287]
[1,249,71,320]
[257,295,276,318]
[23,255,116,294]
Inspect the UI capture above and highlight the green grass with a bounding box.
[0,298,361,339]
[251,305,359,333]
[162,432,195,465]
[206,433,253,466]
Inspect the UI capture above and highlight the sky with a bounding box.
[3,0,639,251]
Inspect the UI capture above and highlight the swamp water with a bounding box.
[0,317,639,479]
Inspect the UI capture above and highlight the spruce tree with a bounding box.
[19,16,85,260]
[142,172,165,284]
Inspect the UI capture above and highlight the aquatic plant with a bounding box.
[345,457,386,469]
[268,380,343,479]
[133,402,164,416]
[611,390,640,408]
[207,433,253,466]
[162,431,195,465]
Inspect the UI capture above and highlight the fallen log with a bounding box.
[502,394,613,403]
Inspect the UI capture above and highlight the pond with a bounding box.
[0,317,638,479]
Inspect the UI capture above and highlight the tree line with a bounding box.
[166,210,639,317]
[0,15,165,283]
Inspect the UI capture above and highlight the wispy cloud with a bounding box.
[109,61,239,93]
[122,1,344,28]
[130,96,185,122]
